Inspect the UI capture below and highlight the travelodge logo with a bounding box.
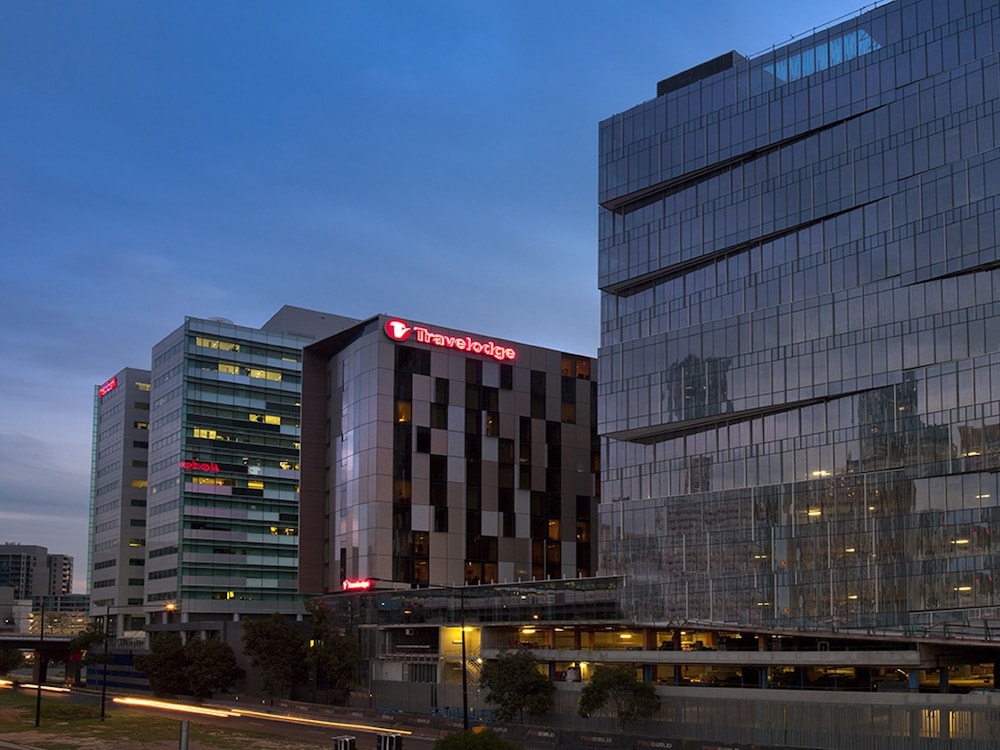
[385,318,412,341]
[384,318,517,361]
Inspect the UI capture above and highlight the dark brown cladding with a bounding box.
[655,50,746,97]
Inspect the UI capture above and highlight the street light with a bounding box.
[100,605,110,721]
[459,586,468,732]
[34,601,44,727]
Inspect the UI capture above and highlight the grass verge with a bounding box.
[0,687,331,749]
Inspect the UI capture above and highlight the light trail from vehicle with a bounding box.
[113,696,413,734]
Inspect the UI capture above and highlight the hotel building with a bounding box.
[299,315,599,593]
[597,0,1000,639]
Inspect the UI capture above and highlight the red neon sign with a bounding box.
[342,578,373,591]
[98,376,119,398]
[179,461,220,473]
[385,319,412,341]
[385,318,517,362]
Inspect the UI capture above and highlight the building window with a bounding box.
[416,427,430,454]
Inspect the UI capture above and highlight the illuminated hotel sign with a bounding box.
[179,460,221,473]
[98,376,119,398]
[384,318,517,361]
[342,578,373,591]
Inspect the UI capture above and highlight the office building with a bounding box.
[299,314,599,593]
[0,544,57,600]
[47,554,73,596]
[88,367,151,636]
[598,0,1000,635]
[143,310,356,637]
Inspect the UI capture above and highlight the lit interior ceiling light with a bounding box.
[807,509,822,517]
[951,539,970,545]
[847,594,859,600]
[845,547,856,553]
[955,586,972,592]
[811,470,831,477]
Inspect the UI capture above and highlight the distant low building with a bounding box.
[0,543,74,600]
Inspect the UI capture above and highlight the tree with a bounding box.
[434,729,523,750]
[134,632,188,696]
[184,638,243,699]
[242,614,307,700]
[479,650,554,723]
[578,665,660,733]
[304,598,360,705]
[0,647,25,676]
[67,623,106,660]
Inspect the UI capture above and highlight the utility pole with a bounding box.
[460,586,468,732]
[34,601,44,727]
[100,605,111,720]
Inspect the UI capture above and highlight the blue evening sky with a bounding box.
[0,1,867,589]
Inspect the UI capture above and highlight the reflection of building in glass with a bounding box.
[665,355,732,421]
[598,0,1000,633]
[857,372,952,472]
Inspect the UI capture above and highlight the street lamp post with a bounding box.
[34,601,44,727]
[100,605,110,721]
[459,586,468,732]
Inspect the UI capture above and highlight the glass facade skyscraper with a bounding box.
[88,367,150,637]
[144,318,312,624]
[141,309,359,633]
[598,0,1000,632]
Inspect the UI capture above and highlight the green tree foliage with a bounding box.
[578,665,660,733]
[134,632,188,696]
[434,729,524,750]
[479,649,554,723]
[135,633,243,698]
[242,614,307,699]
[305,599,360,705]
[67,623,106,659]
[0,647,25,676]
[184,638,243,699]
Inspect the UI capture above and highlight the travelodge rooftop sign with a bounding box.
[384,318,517,362]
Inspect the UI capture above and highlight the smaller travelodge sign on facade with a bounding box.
[98,376,119,398]
[179,460,221,473]
[384,318,517,361]
[342,578,373,591]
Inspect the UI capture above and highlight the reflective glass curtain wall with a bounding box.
[598,0,1000,630]
[145,318,309,620]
